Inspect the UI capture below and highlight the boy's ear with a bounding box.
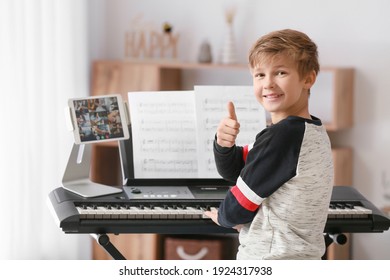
[303,70,317,90]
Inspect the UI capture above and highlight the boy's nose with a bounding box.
[263,76,275,89]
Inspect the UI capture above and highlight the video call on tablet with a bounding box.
[68,94,129,144]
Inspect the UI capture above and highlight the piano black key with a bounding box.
[336,203,345,209]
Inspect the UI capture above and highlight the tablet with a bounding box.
[68,94,129,144]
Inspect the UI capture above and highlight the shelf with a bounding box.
[92,60,354,132]
[314,67,354,131]
[332,147,353,186]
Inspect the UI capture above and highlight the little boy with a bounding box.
[204,29,334,260]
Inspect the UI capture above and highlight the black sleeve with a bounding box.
[217,120,306,227]
[213,136,245,183]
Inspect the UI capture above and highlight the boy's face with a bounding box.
[251,53,315,123]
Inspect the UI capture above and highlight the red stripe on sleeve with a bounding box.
[242,145,249,162]
[230,185,259,212]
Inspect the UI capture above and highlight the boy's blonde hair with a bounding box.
[248,29,319,79]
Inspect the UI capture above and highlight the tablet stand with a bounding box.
[62,143,123,198]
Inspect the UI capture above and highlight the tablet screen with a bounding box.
[69,95,129,144]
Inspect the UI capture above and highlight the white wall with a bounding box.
[88,0,390,259]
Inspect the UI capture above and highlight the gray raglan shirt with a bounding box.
[214,115,334,259]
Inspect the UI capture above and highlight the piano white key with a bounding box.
[180,207,193,219]
[354,206,372,218]
[165,207,178,219]
[174,207,184,219]
[346,207,364,219]
[126,206,141,219]
[117,206,129,219]
[339,207,356,218]
[120,206,129,218]
[151,207,166,220]
[98,206,114,219]
[77,206,95,219]
[76,206,87,219]
[202,207,218,219]
[110,206,125,219]
[330,206,346,218]
[185,207,203,219]
[94,206,107,219]
[327,207,337,219]
[141,207,153,219]
[327,204,372,219]
[160,208,171,219]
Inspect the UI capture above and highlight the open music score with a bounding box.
[127,86,266,179]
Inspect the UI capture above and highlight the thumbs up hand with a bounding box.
[227,100,237,121]
[216,101,240,148]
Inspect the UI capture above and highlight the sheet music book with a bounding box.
[127,86,266,179]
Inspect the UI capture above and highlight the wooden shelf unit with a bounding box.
[90,60,355,260]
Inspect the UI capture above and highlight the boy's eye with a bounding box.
[254,73,265,79]
[277,71,287,76]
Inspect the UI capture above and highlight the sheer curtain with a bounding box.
[0,0,91,259]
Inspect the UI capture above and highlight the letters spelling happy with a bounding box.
[125,21,179,60]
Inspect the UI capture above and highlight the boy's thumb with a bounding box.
[227,101,237,121]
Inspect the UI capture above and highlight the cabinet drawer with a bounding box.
[164,236,235,260]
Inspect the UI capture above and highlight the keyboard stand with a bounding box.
[91,232,347,260]
[322,233,348,259]
[91,234,126,260]
[324,232,347,247]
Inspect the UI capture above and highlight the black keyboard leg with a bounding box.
[322,233,348,260]
[91,234,126,260]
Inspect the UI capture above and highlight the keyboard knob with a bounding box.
[131,188,141,194]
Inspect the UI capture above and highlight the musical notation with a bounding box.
[140,139,197,153]
[139,119,196,132]
[141,159,198,175]
[202,97,261,113]
[194,86,266,178]
[128,91,197,178]
[127,87,266,179]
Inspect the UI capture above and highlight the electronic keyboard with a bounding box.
[47,185,390,235]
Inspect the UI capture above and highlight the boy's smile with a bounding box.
[251,53,316,124]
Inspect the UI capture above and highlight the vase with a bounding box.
[221,24,237,64]
[198,40,213,63]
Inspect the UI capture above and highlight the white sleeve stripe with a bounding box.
[236,176,264,205]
